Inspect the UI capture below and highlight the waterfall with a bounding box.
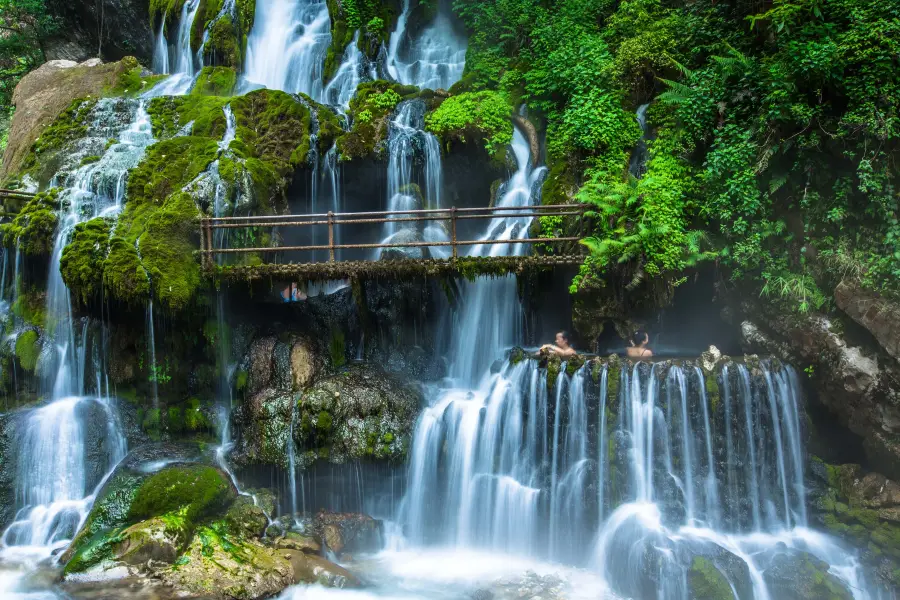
[379,100,443,256]
[629,103,650,178]
[386,0,467,90]
[242,0,331,99]
[149,0,203,97]
[447,127,546,382]
[0,100,147,561]
[323,32,376,110]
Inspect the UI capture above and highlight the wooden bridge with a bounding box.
[0,188,36,217]
[200,204,590,281]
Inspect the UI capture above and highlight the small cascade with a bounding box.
[323,32,377,111]
[386,0,467,90]
[628,103,650,178]
[152,14,170,75]
[148,0,203,96]
[287,403,303,525]
[379,100,443,252]
[242,0,331,98]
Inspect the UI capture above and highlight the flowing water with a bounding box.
[386,0,467,91]
[149,0,203,96]
[323,32,377,111]
[242,0,331,98]
[379,100,443,254]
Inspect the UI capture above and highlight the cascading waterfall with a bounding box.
[149,0,203,96]
[379,100,443,253]
[323,32,376,111]
[386,0,467,90]
[0,100,149,561]
[402,355,879,599]
[242,0,331,98]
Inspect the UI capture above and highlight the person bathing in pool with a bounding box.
[626,329,653,359]
[541,331,578,359]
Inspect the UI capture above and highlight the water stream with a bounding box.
[386,0,467,90]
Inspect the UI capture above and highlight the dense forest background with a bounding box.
[2,0,898,316]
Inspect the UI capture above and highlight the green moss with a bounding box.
[20,99,97,175]
[62,526,126,575]
[150,0,189,29]
[235,369,248,391]
[687,556,733,600]
[128,465,232,525]
[60,218,113,304]
[190,67,238,96]
[14,330,40,372]
[203,16,242,68]
[546,355,562,391]
[337,81,419,160]
[0,189,60,255]
[231,89,313,171]
[147,95,229,139]
[425,91,513,157]
[107,57,168,97]
[706,375,720,414]
[80,155,101,166]
[330,328,346,368]
[565,355,586,375]
[509,346,526,366]
[129,137,220,205]
[541,157,577,206]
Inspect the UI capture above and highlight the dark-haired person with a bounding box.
[626,329,653,359]
[541,331,578,359]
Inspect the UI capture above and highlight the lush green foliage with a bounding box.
[0,0,56,108]
[425,91,513,156]
[455,0,900,310]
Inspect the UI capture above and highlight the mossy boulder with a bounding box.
[761,550,853,600]
[159,526,295,599]
[809,459,900,587]
[191,66,239,97]
[14,330,41,372]
[62,458,235,575]
[687,556,734,600]
[336,81,423,160]
[312,510,383,555]
[295,364,422,464]
[0,189,61,256]
[223,495,269,539]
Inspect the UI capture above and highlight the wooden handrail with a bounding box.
[199,203,590,271]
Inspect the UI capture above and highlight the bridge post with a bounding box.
[450,207,458,259]
[328,211,335,262]
[202,219,212,270]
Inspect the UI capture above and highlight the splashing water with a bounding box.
[148,0,203,96]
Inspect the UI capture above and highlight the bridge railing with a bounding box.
[0,189,37,217]
[199,204,590,270]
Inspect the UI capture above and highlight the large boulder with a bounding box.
[294,364,422,465]
[47,0,154,65]
[740,315,900,479]
[1,57,148,179]
[808,460,900,590]
[760,549,853,600]
[312,511,383,555]
[835,281,900,362]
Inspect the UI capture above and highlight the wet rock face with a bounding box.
[295,364,423,464]
[835,281,900,362]
[760,549,853,600]
[741,316,900,479]
[312,510,383,555]
[48,0,155,64]
[807,460,900,590]
[0,411,22,531]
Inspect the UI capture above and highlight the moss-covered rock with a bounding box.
[425,91,513,158]
[295,364,421,464]
[14,330,40,372]
[203,16,243,68]
[59,217,113,304]
[147,95,229,139]
[129,464,233,524]
[687,556,734,600]
[190,66,238,97]
[336,81,422,160]
[761,550,853,600]
[223,495,269,539]
[160,526,295,599]
[0,188,60,255]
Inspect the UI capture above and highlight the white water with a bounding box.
[243,0,331,98]
[379,100,443,254]
[386,0,467,90]
[323,32,377,111]
[0,100,143,568]
[149,0,203,96]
